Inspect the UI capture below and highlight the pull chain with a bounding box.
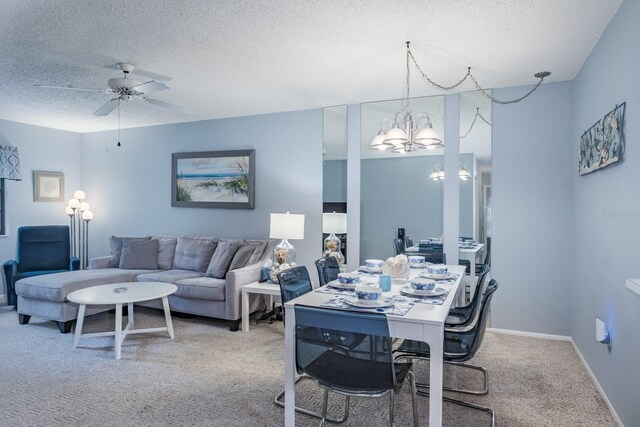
[117,98,121,147]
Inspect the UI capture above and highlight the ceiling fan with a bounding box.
[34,63,190,116]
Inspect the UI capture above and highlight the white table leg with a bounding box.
[241,289,249,332]
[115,303,122,360]
[162,296,174,339]
[426,325,445,427]
[284,304,296,427]
[128,302,134,329]
[73,304,86,348]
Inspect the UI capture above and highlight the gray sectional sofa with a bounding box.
[15,235,276,332]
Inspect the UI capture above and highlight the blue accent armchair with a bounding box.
[3,225,80,307]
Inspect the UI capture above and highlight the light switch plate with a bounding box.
[626,278,640,296]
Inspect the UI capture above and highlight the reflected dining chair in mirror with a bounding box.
[274,266,349,423]
[314,257,340,287]
[404,236,414,248]
[420,251,446,264]
[395,280,499,426]
[294,305,419,426]
[393,238,404,255]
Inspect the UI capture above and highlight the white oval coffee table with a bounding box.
[68,282,177,360]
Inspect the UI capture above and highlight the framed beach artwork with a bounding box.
[33,171,64,202]
[171,150,255,209]
[578,103,625,175]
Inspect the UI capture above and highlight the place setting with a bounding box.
[418,264,459,281]
[321,283,414,316]
[397,277,451,305]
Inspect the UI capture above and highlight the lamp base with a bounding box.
[270,239,297,283]
[323,233,344,265]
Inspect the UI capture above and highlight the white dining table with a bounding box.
[283,265,465,427]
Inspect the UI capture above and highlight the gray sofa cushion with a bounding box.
[243,240,268,265]
[174,277,226,301]
[205,241,240,278]
[109,236,151,267]
[154,236,178,270]
[173,237,218,272]
[228,245,255,271]
[15,268,162,302]
[136,269,204,284]
[119,239,159,270]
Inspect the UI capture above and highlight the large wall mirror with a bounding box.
[360,95,445,264]
[458,91,492,243]
[322,105,348,262]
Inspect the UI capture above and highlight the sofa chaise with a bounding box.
[15,235,275,332]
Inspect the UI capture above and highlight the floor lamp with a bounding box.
[66,190,94,270]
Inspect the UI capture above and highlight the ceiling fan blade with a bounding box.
[34,84,104,92]
[145,97,196,114]
[93,98,119,116]
[131,81,169,94]
[131,68,172,82]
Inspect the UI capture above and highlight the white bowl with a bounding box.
[427,264,448,275]
[410,278,436,292]
[407,255,425,265]
[365,259,384,269]
[354,284,383,305]
[337,273,361,285]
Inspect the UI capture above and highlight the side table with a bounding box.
[241,281,280,332]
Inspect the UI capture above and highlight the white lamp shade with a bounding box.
[73,190,86,201]
[370,132,390,150]
[79,201,91,211]
[67,198,80,208]
[81,210,94,221]
[270,213,305,240]
[414,126,442,145]
[65,206,74,215]
[322,213,347,234]
[383,126,408,146]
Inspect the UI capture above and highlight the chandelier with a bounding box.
[370,42,443,153]
[429,163,471,181]
[372,41,550,153]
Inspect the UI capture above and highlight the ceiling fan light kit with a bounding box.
[371,41,551,153]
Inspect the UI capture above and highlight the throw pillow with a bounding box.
[206,241,241,278]
[119,239,160,270]
[108,236,151,267]
[153,236,178,270]
[243,240,268,265]
[228,245,256,272]
[173,236,218,272]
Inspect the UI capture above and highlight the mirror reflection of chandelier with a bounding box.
[370,42,443,153]
[430,163,471,181]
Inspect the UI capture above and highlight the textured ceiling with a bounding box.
[0,0,622,133]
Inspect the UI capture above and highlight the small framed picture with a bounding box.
[33,171,65,202]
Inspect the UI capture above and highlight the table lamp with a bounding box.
[322,212,347,265]
[269,212,305,267]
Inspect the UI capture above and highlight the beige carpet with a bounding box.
[0,307,615,426]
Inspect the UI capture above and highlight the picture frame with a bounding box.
[171,149,255,209]
[33,171,65,202]
[578,103,625,175]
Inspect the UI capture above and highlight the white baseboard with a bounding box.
[488,327,622,426]
[0,293,5,304]
[487,327,571,342]
[570,339,624,426]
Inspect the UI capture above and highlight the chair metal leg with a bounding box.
[407,371,419,427]
[274,375,350,424]
[389,389,394,426]
[417,389,496,427]
[321,389,329,426]
[395,355,489,395]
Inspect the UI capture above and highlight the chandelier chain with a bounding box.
[407,44,548,104]
[460,108,492,139]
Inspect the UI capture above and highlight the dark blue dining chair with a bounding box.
[395,280,499,426]
[295,305,419,426]
[274,266,349,423]
[314,257,340,287]
[3,225,79,308]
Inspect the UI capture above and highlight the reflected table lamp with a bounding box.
[322,212,347,265]
[269,212,305,268]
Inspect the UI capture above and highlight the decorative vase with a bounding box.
[323,233,344,265]
[383,255,410,279]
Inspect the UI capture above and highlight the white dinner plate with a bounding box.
[419,272,457,280]
[359,266,383,274]
[327,280,357,290]
[400,286,448,298]
[343,297,393,309]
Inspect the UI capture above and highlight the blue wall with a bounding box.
[0,119,83,297]
[569,0,640,423]
[80,109,323,273]
[323,159,346,202]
